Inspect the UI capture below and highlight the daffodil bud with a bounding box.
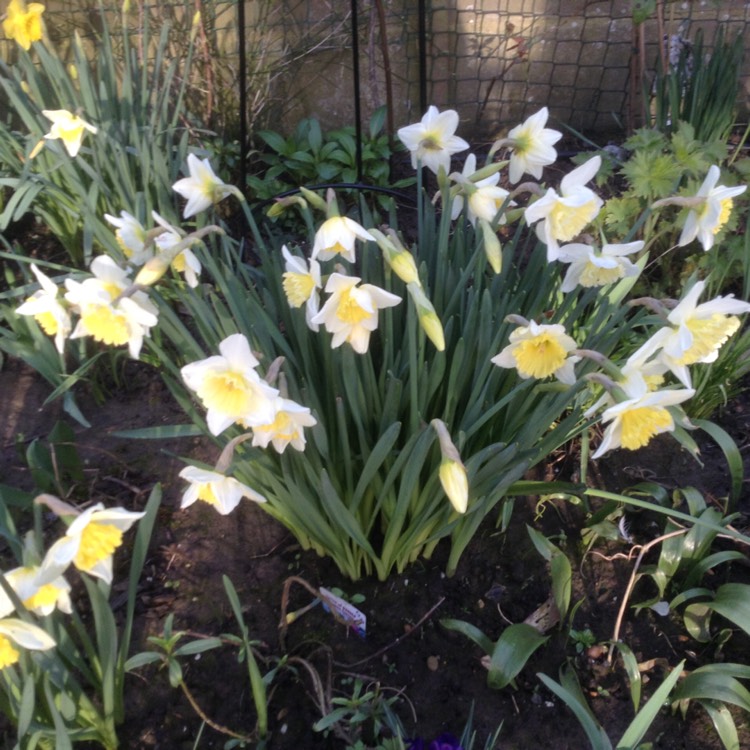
[299,187,327,213]
[431,419,468,514]
[68,64,78,81]
[134,256,170,286]
[420,310,445,352]
[191,12,201,42]
[267,195,307,218]
[480,219,502,274]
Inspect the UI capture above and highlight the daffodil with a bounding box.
[42,109,97,157]
[2,0,44,50]
[503,107,562,184]
[0,565,71,618]
[431,419,469,514]
[172,153,236,218]
[46,503,145,584]
[250,396,317,453]
[281,245,321,330]
[449,154,512,225]
[677,165,747,251]
[310,216,375,263]
[644,280,750,387]
[397,105,469,175]
[178,465,266,515]
[491,320,580,384]
[181,333,279,435]
[407,283,445,351]
[104,211,152,265]
[311,273,401,354]
[15,263,71,353]
[64,255,158,358]
[524,156,603,261]
[557,240,643,293]
[592,387,695,459]
[0,619,55,669]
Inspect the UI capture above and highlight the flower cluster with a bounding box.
[0,497,144,670]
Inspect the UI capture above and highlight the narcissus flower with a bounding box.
[178,465,266,515]
[504,107,562,184]
[397,106,469,175]
[311,273,401,354]
[173,154,236,218]
[592,387,695,459]
[42,109,97,157]
[0,619,55,669]
[450,154,511,225]
[677,165,747,251]
[557,240,643,293]
[15,263,71,353]
[281,245,321,330]
[250,397,317,453]
[47,503,145,584]
[181,333,279,435]
[524,156,603,260]
[311,216,375,263]
[431,419,468,514]
[104,211,152,265]
[492,320,580,384]
[64,255,158,358]
[644,280,750,387]
[0,564,71,618]
[3,0,45,50]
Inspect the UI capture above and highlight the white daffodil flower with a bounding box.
[250,396,317,453]
[173,153,235,218]
[491,320,580,384]
[0,618,56,669]
[677,165,747,251]
[0,565,72,618]
[42,109,97,157]
[644,280,750,388]
[64,255,158,358]
[178,465,266,515]
[104,211,152,265]
[505,107,562,184]
[311,216,375,263]
[449,154,512,226]
[311,273,401,354]
[46,503,145,584]
[524,156,603,261]
[281,245,321,331]
[181,333,279,436]
[15,264,71,353]
[592,387,695,459]
[558,240,643,293]
[397,105,469,175]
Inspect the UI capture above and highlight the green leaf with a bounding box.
[698,700,740,750]
[110,424,205,439]
[487,624,549,690]
[692,419,744,510]
[614,641,642,711]
[124,652,163,671]
[673,671,750,714]
[440,619,494,655]
[684,602,713,642]
[707,583,750,638]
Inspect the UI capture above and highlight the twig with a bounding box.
[335,596,446,669]
[608,528,688,665]
[179,679,254,742]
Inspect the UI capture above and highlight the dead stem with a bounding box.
[179,679,254,742]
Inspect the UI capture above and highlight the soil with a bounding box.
[2,353,750,750]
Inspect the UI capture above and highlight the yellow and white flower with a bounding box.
[47,503,145,584]
[178,465,266,515]
[3,0,44,50]
[504,107,562,184]
[42,109,97,157]
[397,105,469,175]
[250,396,317,453]
[0,619,55,669]
[311,216,375,263]
[0,564,71,618]
[15,263,71,353]
[592,387,695,459]
[181,333,279,435]
[172,153,235,218]
[491,320,580,384]
[64,255,158,358]
[677,165,747,251]
[644,280,750,388]
[311,273,401,354]
[524,156,603,261]
[104,211,152,265]
[281,245,321,330]
[450,155,513,228]
[557,240,643,292]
